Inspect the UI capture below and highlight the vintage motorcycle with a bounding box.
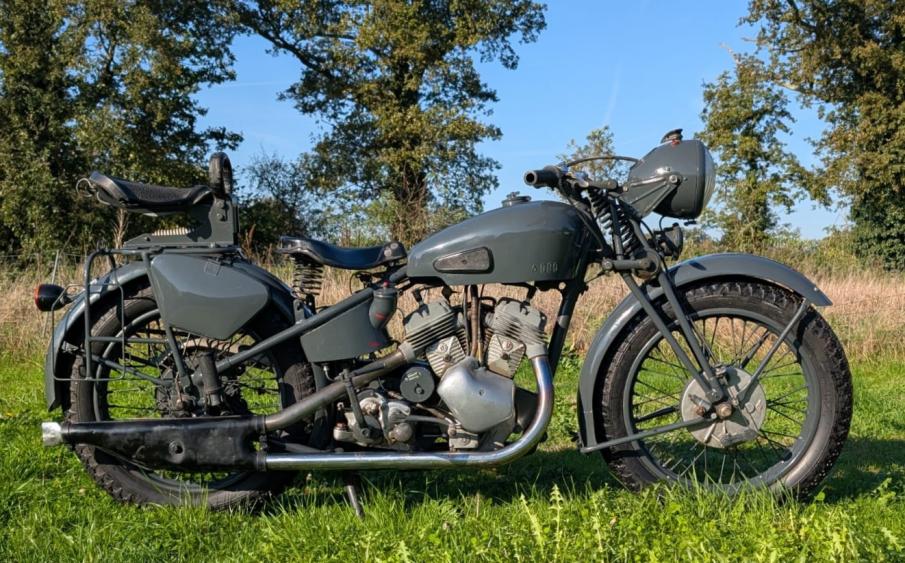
[37,130,852,510]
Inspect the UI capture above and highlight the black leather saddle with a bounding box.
[87,171,212,213]
[278,235,406,270]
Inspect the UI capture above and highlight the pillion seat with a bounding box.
[277,235,406,270]
[87,171,212,213]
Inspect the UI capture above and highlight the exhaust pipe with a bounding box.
[263,355,554,471]
[43,416,265,470]
[41,350,554,473]
[42,421,64,446]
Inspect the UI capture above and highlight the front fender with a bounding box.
[43,258,296,411]
[576,253,831,448]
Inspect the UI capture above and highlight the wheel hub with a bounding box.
[681,367,767,448]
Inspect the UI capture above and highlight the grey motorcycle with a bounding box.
[37,129,852,510]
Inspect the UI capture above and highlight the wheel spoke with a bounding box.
[758,431,792,454]
[618,305,820,489]
[634,378,682,401]
[767,405,805,424]
[761,428,799,440]
[771,385,809,404]
[633,404,679,423]
[738,328,770,369]
[646,352,688,376]
[770,396,808,408]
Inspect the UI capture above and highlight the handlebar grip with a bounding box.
[523,166,562,188]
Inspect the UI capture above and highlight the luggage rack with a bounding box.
[50,244,239,386]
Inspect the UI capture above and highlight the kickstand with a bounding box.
[342,471,365,519]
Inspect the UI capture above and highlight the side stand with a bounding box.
[343,471,364,519]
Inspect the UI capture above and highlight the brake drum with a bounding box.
[681,367,767,448]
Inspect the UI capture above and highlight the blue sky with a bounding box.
[196,0,846,239]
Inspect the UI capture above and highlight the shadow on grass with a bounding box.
[264,447,617,515]
[824,437,905,500]
[266,436,905,514]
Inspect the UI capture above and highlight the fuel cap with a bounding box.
[502,192,531,207]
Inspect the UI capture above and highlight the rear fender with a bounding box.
[576,253,831,448]
[43,258,296,411]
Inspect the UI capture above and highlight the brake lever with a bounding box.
[586,178,620,191]
[571,170,591,189]
[567,171,619,192]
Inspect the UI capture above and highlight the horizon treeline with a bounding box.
[0,1,902,269]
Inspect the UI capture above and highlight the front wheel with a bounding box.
[598,280,852,497]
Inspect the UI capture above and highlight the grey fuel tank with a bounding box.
[407,199,588,285]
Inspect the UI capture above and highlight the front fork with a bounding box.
[622,271,726,405]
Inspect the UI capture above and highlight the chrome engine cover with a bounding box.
[425,335,467,376]
[437,357,515,433]
[486,334,524,377]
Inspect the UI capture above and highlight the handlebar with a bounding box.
[523,166,563,188]
[524,165,620,193]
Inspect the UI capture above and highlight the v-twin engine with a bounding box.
[397,296,547,447]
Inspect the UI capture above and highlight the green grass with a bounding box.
[1,354,903,562]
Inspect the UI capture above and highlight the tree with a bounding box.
[240,152,338,251]
[744,0,905,269]
[0,0,239,255]
[698,54,816,252]
[231,0,546,245]
[558,125,628,182]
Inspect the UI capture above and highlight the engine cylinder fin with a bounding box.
[402,300,462,353]
[487,299,548,367]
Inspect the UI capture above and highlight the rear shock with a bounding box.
[290,256,324,307]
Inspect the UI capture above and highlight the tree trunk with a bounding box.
[390,167,430,245]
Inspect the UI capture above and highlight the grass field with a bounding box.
[1,258,904,560]
[1,351,903,561]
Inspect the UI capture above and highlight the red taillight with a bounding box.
[34,284,69,312]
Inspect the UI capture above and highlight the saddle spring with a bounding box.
[290,256,324,300]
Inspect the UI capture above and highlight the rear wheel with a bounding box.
[69,283,316,509]
[598,280,852,497]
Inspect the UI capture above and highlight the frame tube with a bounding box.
[263,349,411,430]
[214,287,375,373]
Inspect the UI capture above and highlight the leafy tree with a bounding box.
[558,125,628,182]
[240,152,336,250]
[0,0,82,253]
[0,0,239,255]
[698,54,816,252]
[231,0,546,245]
[744,0,905,269]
